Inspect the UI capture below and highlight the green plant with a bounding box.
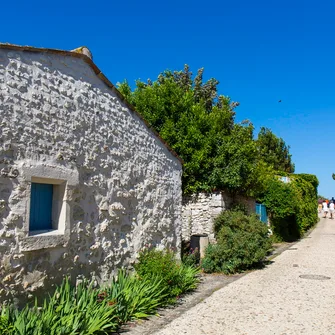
[47,278,119,335]
[0,306,15,335]
[261,174,318,241]
[176,264,200,292]
[181,241,200,267]
[202,210,272,274]
[256,127,295,174]
[0,278,119,335]
[0,260,200,334]
[117,67,263,196]
[134,248,200,304]
[182,249,200,267]
[103,269,167,322]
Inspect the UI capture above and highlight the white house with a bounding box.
[0,44,182,304]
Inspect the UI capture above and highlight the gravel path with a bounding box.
[152,217,335,335]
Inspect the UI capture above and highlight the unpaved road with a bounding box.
[150,217,335,335]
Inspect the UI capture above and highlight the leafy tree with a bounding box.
[118,64,319,242]
[209,121,258,194]
[257,127,295,174]
[118,66,260,195]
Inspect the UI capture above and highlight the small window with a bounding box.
[28,178,67,235]
[20,164,77,250]
[29,183,53,231]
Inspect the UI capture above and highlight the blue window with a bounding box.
[29,183,53,231]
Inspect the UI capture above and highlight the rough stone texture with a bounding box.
[0,47,182,304]
[182,192,255,241]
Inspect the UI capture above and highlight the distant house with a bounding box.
[0,44,182,303]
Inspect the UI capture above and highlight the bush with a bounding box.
[181,241,200,267]
[202,210,272,274]
[182,248,200,267]
[134,248,200,304]
[261,174,319,241]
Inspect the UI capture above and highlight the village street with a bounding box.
[149,216,335,335]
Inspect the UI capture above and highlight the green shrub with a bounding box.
[202,210,272,274]
[134,248,200,304]
[261,174,319,241]
[182,249,200,267]
[181,241,200,267]
[48,279,119,334]
[0,272,166,334]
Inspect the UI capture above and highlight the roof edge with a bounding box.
[0,43,183,164]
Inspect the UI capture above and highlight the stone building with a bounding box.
[0,44,182,303]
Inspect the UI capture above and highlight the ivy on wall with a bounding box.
[261,174,318,241]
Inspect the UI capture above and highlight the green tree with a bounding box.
[257,127,295,174]
[118,66,260,195]
[209,121,259,194]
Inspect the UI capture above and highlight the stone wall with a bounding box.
[0,46,182,304]
[182,192,256,242]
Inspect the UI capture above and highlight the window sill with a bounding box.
[29,229,64,237]
[20,231,69,252]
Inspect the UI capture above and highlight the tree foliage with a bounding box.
[257,127,295,174]
[118,66,259,194]
[117,63,319,237]
[118,65,319,242]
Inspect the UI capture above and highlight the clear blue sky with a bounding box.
[3,0,335,197]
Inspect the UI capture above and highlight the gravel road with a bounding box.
[153,217,335,335]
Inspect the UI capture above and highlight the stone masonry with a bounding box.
[182,192,256,242]
[0,44,182,304]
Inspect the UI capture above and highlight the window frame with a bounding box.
[28,177,67,236]
[19,162,79,251]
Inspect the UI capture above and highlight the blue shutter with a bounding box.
[29,183,53,231]
[256,203,268,224]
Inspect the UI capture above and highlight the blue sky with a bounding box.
[3,0,335,197]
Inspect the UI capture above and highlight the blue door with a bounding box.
[256,203,268,224]
[29,183,53,231]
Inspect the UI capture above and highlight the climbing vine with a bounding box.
[261,174,318,241]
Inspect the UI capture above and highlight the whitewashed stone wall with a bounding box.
[182,192,256,241]
[0,46,182,304]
